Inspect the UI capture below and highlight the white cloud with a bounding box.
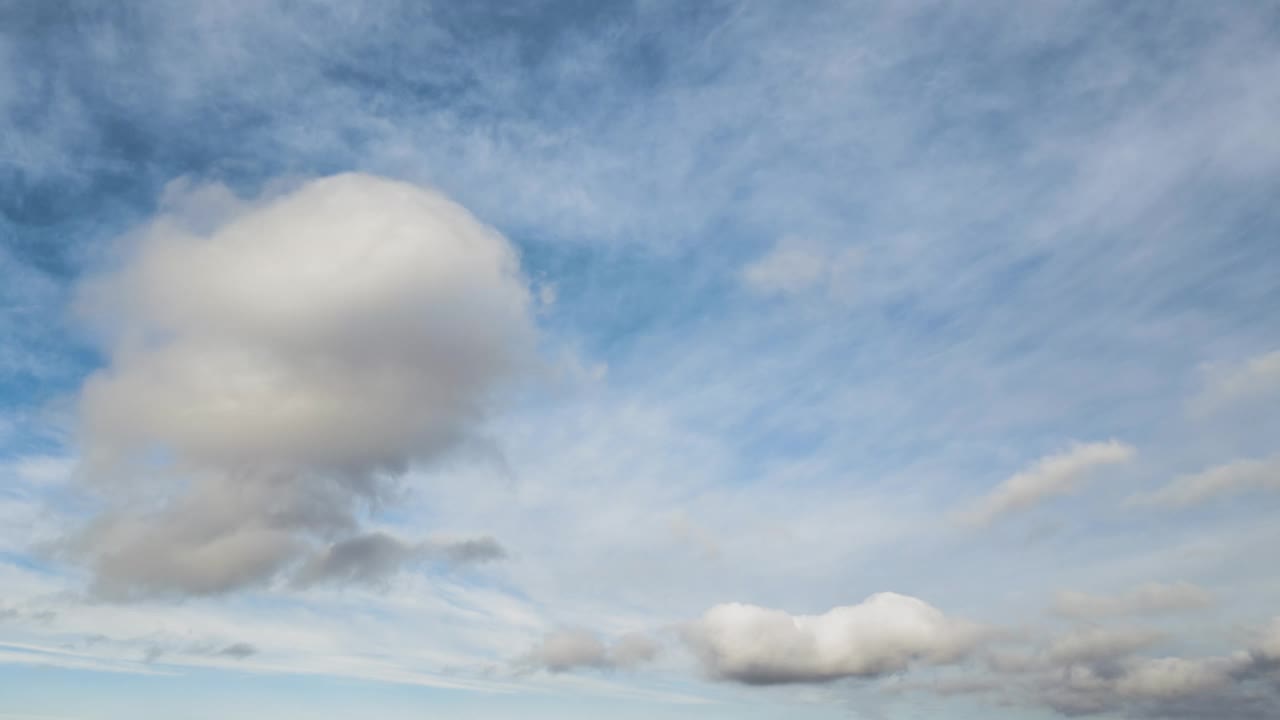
[1192,349,1280,414]
[740,236,859,299]
[69,173,535,598]
[1052,582,1214,619]
[1127,454,1280,509]
[958,441,1135,527]
[684,593,981,685]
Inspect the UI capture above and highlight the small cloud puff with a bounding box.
[524,628,660,673]
[684,592,982,685]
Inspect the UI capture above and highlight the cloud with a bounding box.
[436,536,507,565]
[1046,627,1164,666]
[292,531,506,588]
[916,618,1280,718]
[4,3,1280,715]
[1193,349,1280,414]
[293,533,420,588]
[1037,657,1236,717]
[740,236,860,300]
[1127,455,1280,509]
[69,173,534,598]
[1052,582,1213,619]
[966,618,1280,718]
[1254,617,1280,666]
[1036,651,1276,719]
[684,593,981,685]
[216,642,257,660]
[609,632,661,669]
[524,628,659,673]
[958,441,1135,527]
[142,637,261,664]
[1112,656,1238,699]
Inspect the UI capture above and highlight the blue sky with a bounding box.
[2,1,1280,718]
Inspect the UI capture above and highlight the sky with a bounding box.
[1,1,1279,718]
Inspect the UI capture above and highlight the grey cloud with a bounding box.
[88,630,262,666]
[70,173,533,598]
[684,593,983,685]
[1031,653,1272,719]
[0,605,55,626]
[529,628,610,673]
[217,642,257,660]
[435,536,506,565]
[957,619,1280,718]
[873,610,1280,719]
[292,531,506,588]
[524,628,660,674]
[610,632,660,669]
[1052,582,1213,619]
[141,637,259,664]
[292,532,418,588]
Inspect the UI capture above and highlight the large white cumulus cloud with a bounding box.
[71,173,534,598]
[685,593,981,685]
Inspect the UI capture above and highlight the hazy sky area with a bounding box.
[2,2,1280,719]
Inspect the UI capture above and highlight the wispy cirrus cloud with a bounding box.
[1127,455,1280,509]
[958,441,1135,528]
[1052,582,1214,619]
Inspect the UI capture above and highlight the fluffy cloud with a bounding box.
[1127,455,1280,509]
[70,173,533,598]
[684,593,981,685]
[1052,582,1213,619]
[524,629,659,673]
[959,441,1135,527]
